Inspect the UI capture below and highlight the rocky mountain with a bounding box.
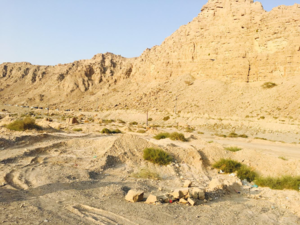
[1,0,300,118]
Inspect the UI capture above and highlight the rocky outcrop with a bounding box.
[132,0,300,82]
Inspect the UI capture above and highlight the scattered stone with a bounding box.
[172,188,189,199]
[125,190,144,203]
[183,180,192,188]
[188,198,196,206]
[145,195,160,204]
[191,188,205,200]
[179,198,188,204]
[67,117,79,124]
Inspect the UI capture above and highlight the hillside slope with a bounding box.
[0,0,300,120]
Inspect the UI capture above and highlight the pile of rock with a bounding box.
[125,181,206,206]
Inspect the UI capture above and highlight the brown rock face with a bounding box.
[0,0,300,112]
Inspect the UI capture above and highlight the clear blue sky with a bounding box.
[0,0,297,65]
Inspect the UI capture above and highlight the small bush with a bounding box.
[262,82,277,89]
[73,128,82,132]
[100,128,121,134]
[143,148,173,165]
[163,116,170,121]
[154,132,170,140]
[198,131,204,134]
[213,159,241,173]
[185,127,195,133]
[238,134,248,138]
[148,118,153,121]
[169,132,187,142]
[228,132,238,138]
[255,176,300,191]
[6,117,41,131]
[102,119,115,124]
[237,165,257,182]
[224,146,242,152]
[132,168,161,180]
[278,156,288,161]
[137,129,146,133]
[129,121,138,126]
[117,119,125,124]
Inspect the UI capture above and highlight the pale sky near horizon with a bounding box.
[0,0,298,65]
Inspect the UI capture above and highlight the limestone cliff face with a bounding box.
[132,0,300,82]
[0,0,300,108]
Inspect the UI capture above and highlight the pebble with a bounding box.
[44,219,49,223]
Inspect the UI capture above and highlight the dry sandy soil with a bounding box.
[0,105,299,224]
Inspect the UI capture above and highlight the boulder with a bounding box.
[208,178,224,191]
[179,198,188,204]
[125,190,144,203]
[171,188,189,199]
[187,198,196,206]
[67,117,79,124]
[145,195,168,204]
[191,188,205,200]
[183,180,192,187]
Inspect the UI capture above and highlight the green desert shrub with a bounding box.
[185,127,195,133]
[100,128,121,134]
[228,132,238,138]
[136,129,146,133]
[154,132,170,140]
[213,159,241,173]
[224,146,242,152]
[169,132,187,142]
[262,82,277,89]
[73,128,82,132]
[129,121,138,126]
[237,165,257,182]
[163,116,170,121]
[143,148,173,165]
[255,176,300,191]
[6,117,41,131]
[148,118,153,121]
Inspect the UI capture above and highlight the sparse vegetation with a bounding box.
[278,156,288,161]
[228,132,248,138]
[132,168,161,180]
[213,159,242,173]
[137,129,146,133]
[117,119,126,124]
[143,148,173,165]
[197,131,204,134]
[262,82,277,89]
[129,121,138,126]
[100,128,122,134]
[185,127,195,133]
[154,132,170,140]
[163,116,170,121]
[254,137,267,141]
[148,118,153,121]
[255,176,300,191]
[237,165,257,182]
[102,119,115,124]
[73,128,82,132]
[169,132,187,142]
[6,117,41,131]
[224,146,242,152]
[213,159,257,182]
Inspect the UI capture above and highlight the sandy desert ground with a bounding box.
[0,105,299,224]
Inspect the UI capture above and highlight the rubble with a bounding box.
[125,190,144,203]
